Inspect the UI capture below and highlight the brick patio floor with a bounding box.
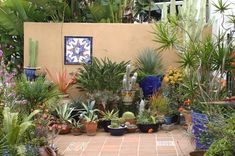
[55,127,194,156]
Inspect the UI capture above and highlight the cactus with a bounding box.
[29,38,38,68]
[122,111,135,120]
[161,0,208,48]
[122,64,138,91]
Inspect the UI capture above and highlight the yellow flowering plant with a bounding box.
[164,67,183,85]
[163,67,184,115]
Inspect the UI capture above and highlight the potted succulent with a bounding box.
[137,110,159,133]
[68,118,83,136]
[122,64,138,105]
[55,103,74,134]
[108,119,126,136]
[24,38,40,81]
[81,101,99,136]
[135,48,163,98]
[100,109,119,132]
[122,111,136,124]
[126,124,138,133]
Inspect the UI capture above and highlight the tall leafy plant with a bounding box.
[2,107,40,155]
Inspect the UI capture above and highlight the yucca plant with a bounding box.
[135,48,163,80]
[45,68,74,94]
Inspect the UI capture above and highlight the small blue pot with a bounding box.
[24,67,37,81]
[139,75,163,97]
[164,116,173,125]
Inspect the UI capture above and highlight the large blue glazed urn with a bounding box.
[139,75,163,98]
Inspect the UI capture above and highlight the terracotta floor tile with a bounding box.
[81,151,101,156]
[100,152,119,156]
[56,129,194,156]
[63,151,81,156]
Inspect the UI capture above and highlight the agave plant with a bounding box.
[80,101,100,122]
[55,103,75,123]
[135,48,163,80]
[100,109,119,121]
[45,68,74,94]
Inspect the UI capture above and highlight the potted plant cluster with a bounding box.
[108,118,126,136]
[150,93,173,125]
[137,110,159,133]
[100,109,119,132]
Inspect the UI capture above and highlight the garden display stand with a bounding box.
[192,112,213,150]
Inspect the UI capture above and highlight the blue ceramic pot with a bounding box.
[24,68,37,81]
[164,116,173,125]
[108,125,126,136]
[139,75,163,97]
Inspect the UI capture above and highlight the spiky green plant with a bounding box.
[55,103,75,123]
[15,76,58,112]
[135,48,163,80]
[77,57,128,93]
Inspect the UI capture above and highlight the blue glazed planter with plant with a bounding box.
[135,48,163,98]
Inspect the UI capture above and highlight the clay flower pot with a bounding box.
[71,128,81,136]
[182,110,192,124]
[85,122,97,136]
[57,123,71,134]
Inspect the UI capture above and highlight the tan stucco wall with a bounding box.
[24,22,179,73]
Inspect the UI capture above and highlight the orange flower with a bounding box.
[184,99,190,105]
[178,107,184,112]
[148,128,154,133]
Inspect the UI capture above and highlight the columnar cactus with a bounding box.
[122,64,137,91]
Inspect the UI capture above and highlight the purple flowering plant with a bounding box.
[0,51,18,106]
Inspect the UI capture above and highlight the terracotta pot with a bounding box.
[125,119,137,125]
[71,128,81,136]
[39,146,57,156]
[127,127,137,133]
[80,118,87,133]
[182,111,192,124]
[57,123,71,134]
[189,150,206,156]
[85,122,97,136]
